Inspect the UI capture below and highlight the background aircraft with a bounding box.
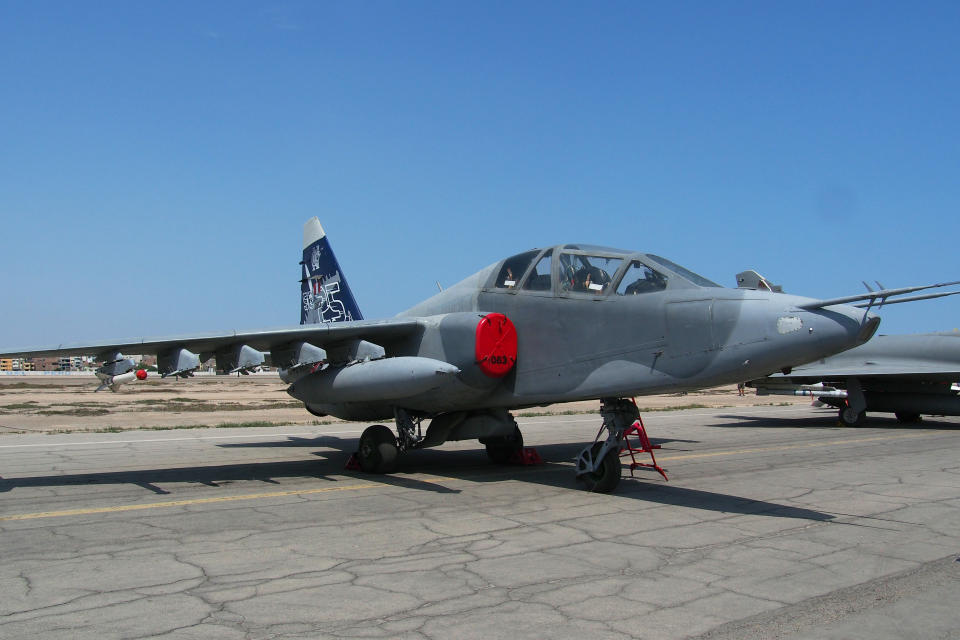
[750,331,960,426]
[2,219,956,492]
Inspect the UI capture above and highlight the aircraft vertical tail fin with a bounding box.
[300,218,363,324]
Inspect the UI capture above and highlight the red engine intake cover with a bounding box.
[475,313,517,378]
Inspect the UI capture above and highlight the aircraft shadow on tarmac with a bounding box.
[386,441,831,521]
[708,411,960,430]
[0,435,458,496]
[217,436,829,521]
[0,435,831,522]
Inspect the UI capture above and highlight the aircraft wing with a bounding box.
[773,359,960,382]
[0,319,420,357]
[0,318,423,376]
[767,333,960,384]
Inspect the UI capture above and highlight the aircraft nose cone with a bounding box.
[856,312,881,346]
[749,294,880,374]
[803,303,879,358]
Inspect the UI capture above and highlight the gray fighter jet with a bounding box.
[2,219,957,492]
[750,331,960,426]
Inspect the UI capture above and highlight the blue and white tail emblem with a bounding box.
[300,218,363,325]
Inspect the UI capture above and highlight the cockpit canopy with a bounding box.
[490,244,720,296]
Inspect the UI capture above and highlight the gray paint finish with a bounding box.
[6,225,956,489]
[757,331,960,422]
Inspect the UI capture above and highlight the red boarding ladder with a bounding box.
[619,415,668,481]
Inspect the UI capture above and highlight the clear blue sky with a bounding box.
[2,1,958,346]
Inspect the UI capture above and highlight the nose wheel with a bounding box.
[574,398,641,493]
[576,441,621,492]
[838,378,868,427]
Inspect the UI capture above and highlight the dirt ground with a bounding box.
[0,374,811,434]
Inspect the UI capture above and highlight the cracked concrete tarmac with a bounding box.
[1,404,959,639]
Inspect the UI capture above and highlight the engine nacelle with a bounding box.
[474,313,517,378]
[288,312,519,420]
[413,312,518,390]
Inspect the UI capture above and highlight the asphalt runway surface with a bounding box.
[1,404,958,639]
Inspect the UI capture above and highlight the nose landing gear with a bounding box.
[575,398,641,493]
[838,377,868,427]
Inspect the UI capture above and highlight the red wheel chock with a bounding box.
[508,447,543,465]
[344,452,362,470]
[619,417,668,481]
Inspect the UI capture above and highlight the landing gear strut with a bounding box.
[393,407,424,452]
[838,377,867,427]
[356,408,426,473]
[575,398,640,493]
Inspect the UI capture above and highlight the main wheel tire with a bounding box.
[484,425,523,464]
[895,412,922,424]
[357,425,398,474]
[839,407,866,427]
[577,442,621,493]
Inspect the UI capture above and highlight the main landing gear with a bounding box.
[355,409,419,474]
[357,425,398,473]
[574,398,640,493]
[838,406,866,427]
[481,424,524,464]
[354,407,527,473]
[354,399,656,494]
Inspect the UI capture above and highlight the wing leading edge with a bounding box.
[0,318,422,380]
[750,332,960,425]
[766,332,960,383]
[0,319,420,360]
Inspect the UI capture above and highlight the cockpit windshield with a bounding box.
[491,247,722,295]
[645,254,721,288]
[559,253,623,294]
[494,250,540,289]
[523,250,553,291]
[616,261,667,295]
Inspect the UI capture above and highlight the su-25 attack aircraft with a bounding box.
[750,331,960,426]
[3,219,958,492]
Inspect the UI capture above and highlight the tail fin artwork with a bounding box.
[300,217,363,324]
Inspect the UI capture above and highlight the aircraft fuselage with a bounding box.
[294,246,877,420]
